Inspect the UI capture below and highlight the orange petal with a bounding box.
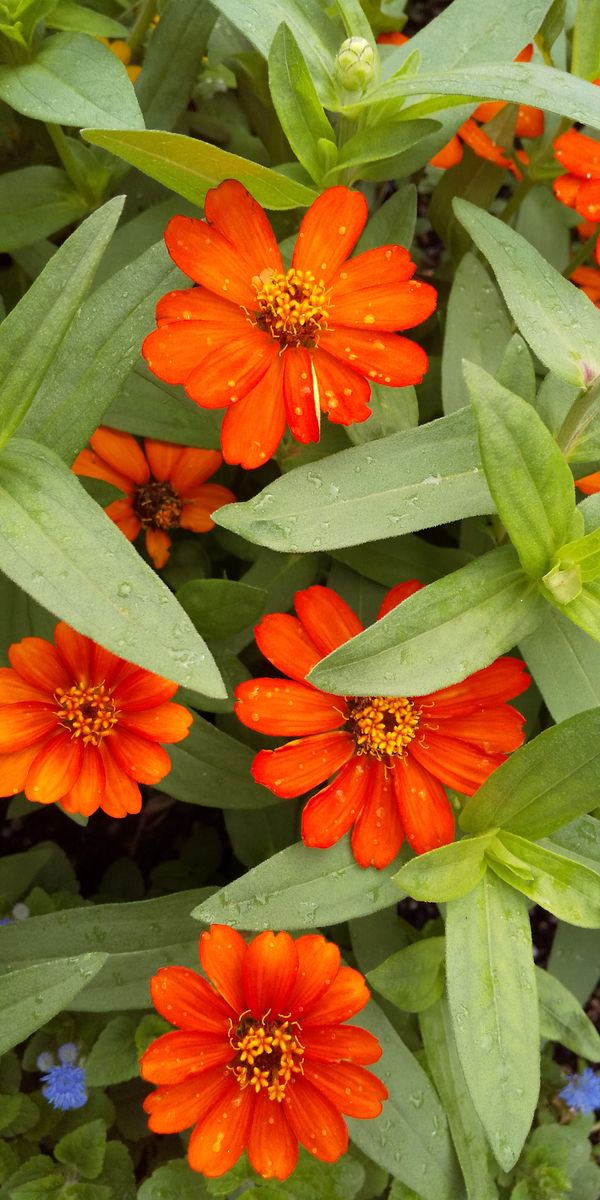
[295,585,363,655]
[429,135,463,169]
[184,329,278,409]
[330,278,437,333]
[119,701,192,744]
[8,638,70,693]
[150,966,233,1031]
[170,447,222,493]
[393,752,455,854]
[417,656,530,717]
[90,427,149,485]
[143,321,227,385]
[377,580,424,619]
[377,31,409,45]
[435,705,525,754]
[287,935,341,1021]
[0,704,56,752]
[61,744,105,816]
[54,623,93,684]
[0,744,41,797]
[301,757,371,849]
[200,924,247,1014]
[164,214,257,307]
[292,187,368,283]
[303,1023,381,1065]
[554,129,600,180]
[458,118,513,168]
[108,727,172,783]
[144,1065,231,1134]
[204,179,283,277]
[220,356,286,469]
[252,732,355,799]
[303,966,370,1026]
[180,485,236,532]
[242,931,299,1018]
[332,245,415,296]
[515,105,543,138]
[105,499,141,543]
[235,678,346,737]
[0,668,49,704]
[112,668,178,711]
[255,613,322,683]
[410,731,504,796]
[351,757,404,869]
[303,1060,387,1118]
[319,326,429,387]
[156,285,246,325]
[145,528,171,569]
[24,731,83,805]
[141,1031,233,1085]
[247,1090,298,1180]
[187,1078,253,1176]
[100,745,142,816]
[282,346,320,444]
[574,179,600,223]
[553,173,582,209]
[472,100,504,123]
[576,469,600,494]
[312,349,372,425]
[284,1077,348,1162]
[71,447,132,494]
[143,439,182,482]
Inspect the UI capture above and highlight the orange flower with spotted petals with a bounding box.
[234,583,530,869]
[141,925,386,1180]
[0,623,192,817]
[553,127,600,264]
[141,180,437,470]
[73,428,234,569]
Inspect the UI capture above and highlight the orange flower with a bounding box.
[576,467,600,494]
[234,583,530,869]
[142,180,437,469]
[571,265,600,307]
[553,127,600,265]
[98,37,141,83]
[73,428,234,569]
[141,925,386,1180]
[0,624,192,817]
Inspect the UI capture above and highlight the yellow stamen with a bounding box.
[229,1015,304,1102]
[253,267,329,348]
[55,683,119,746]
[348,695,421,759]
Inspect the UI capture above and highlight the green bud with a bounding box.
[542,561,582,605]
[335,36,375,92]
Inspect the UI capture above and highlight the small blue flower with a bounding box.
[0,903,29,926]
[559,1067,600,1114]
[37,1043,87,1111]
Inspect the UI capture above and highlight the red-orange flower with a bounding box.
[553,128,600,265]
[576,467,600,494]
[142,180,437,469]
[234,583,530,869]
[571,265,600,308]
[0,624,192,817]
[141,925,386,1180]
[73,428,234,569]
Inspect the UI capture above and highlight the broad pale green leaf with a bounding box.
[420,997,499,1200]
[192,838,405,930]
[268,24,335,185]
[496,335,536,406]
[83,129,318,209]
[0,954,108,1055]
[0,34,144,128]
[216,408,494,553]
[160,713,276,810]
[0,197,123,447]
[487,831,600,926]
[442,253,510,415]
[0,846,53,907]
[520,607,600,722]
[546,814,600,871]
[105,364,221,450]
[368,938,445,1012]
[345,384,419,445]
[547,925,600,1005]
[355,184,417,254]
[453,200,600,387]
[334,535,469,586]
[516,185,570,273]
[536,967,600,1059]
[347,999,461,1199]
[47,1,127,37]
[464,362,577,578]
[309,546,543,697]
[330,119,439,180]
[429,146,505,265]
[572,0,600,80]
[543,577,600,643]
[0,439,225,696]
[445,874,539,1172]
[135,0,217,132]
[393,832,496,902]
[0,166,88,253]
[177,579,266,640]
[460,707,600,839]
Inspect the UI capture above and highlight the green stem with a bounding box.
[46,124,94,205]
[562,228,600,277]
[500,176,535,224]
[127,0,156,55]
[557,378,600,457]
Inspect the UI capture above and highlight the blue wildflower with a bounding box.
[37,1042,87,1111]
[0,903,29,926]
[559,1067,600,1114]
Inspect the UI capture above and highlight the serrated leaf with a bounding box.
[55,1120,107,1181]
[0,954,107,1055]
[84,1018,138,1087]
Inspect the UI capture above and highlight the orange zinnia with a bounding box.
[142,180,437,469]
[0,624,192,817]
[234,583,530,868]
[571,265,600,308]
[73,428,234,569]
[576,467,600,494]
[141,924,386,1180]
[553,128,600,265]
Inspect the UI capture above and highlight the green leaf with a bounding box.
[442,253,510,416]
[496,334,536,405]
[134,0,217,132]
[355,184,417,254]
[572,0,600,80]
[0,954,107,1055]
[55,1120,107,1181]
[2,1157,63,1198]
[0,166,89,253]
[204,1147,366,1200]
[105,364,221,450]
[487,831,600,926]
[521,605,600,722]
[515,185,570,274]
[216,408,494,553]
[96,1143,135,1200]
[46,2,127,37]
[393,832,495,902]
[334,535,468,587]
[309,545,543,697]
[177,579,266,640]
[460,706,600,839]
[0,34,144,128]
[445,873,539,1172]
[464,362,577,578]
[368,937,445,1012]
[384,0,556,75]
[160,712,276,810]
[138,1161,211,1199]
[548,925,600,1006]
[453,200,600,388]
[83,129,318,210]
[419,997,499,1200]
[0,198,123,447]
[546,813,600,871]
[0,846,53,906]
[536,967,600,1059]
[84,1018,139,1087]
[543,578,600,641]
[268,24,335,186]
[331,119,439,179]
[192,837,405,930]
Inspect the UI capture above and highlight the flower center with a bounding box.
[348,695,421,759]
[229,1014,304,1102]
[55,683,119,746]
[253,267,329,348]
[132,480,183,530]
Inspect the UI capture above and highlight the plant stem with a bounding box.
[46,124,95,205]
[127,0,156,55]
[562,228,600,277]
[557,378,600,457]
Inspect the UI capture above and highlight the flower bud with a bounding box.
[542,561,582,605]
[335,36,375,92]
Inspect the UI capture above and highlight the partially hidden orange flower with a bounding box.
[98,37,141,82]
[142,180,437,469]
[576,467,600,494]
[73,428,234,569]
[571,265,600,307]
[553,126,600,265]
[234,583,530,869]
[141,924,386,1180]
[0,623,192,817]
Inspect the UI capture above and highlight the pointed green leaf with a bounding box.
[0,954,108,1055]
[160,713,275,810]
[55,1120,107,1181]
[536,967,600,1059]
[520,607,600,722]
[368,937,445,1012]
[135,0,217,132]
[487,830,600,926]
[268,24,336,185]
[442,253,511,415]
[0,166,89,254]
[393,832,495,902]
